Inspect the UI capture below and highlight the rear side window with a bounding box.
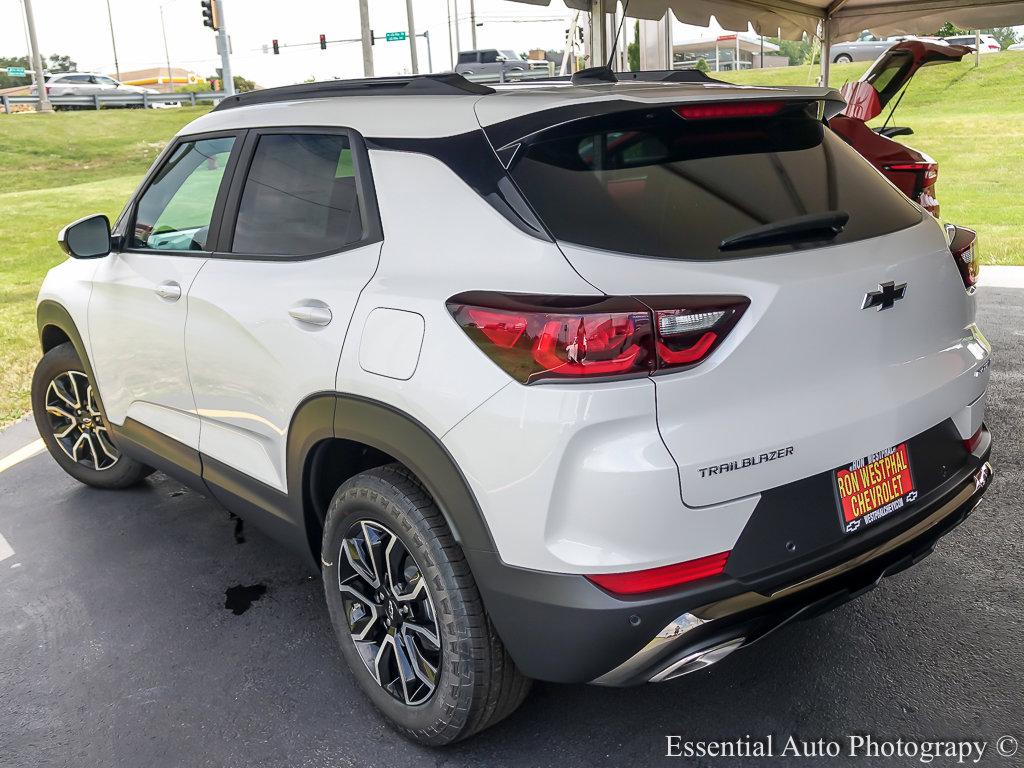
[508,105,922,260]
[458,52,477,64]
[231,133,363,257]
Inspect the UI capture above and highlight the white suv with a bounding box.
[33,71,993,745]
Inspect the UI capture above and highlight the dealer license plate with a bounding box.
[834,443,917,535]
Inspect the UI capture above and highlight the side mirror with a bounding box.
[58,214,113,259]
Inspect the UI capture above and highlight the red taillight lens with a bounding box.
[946,224,980,290]
[674,101,786,120]
[447,293,749,383]
[647,297,749,373]
[964,426,984,454]
[586,551,731,595]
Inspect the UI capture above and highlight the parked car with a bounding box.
[830,40,972,217]
[34,72,992,746]
[454,48,529,76]
[829,32,946,63]
[942,34,1003,52]
[31,71,178,108]
[1008,41,1024,51]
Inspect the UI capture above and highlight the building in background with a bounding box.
[673,32,785,71]
[114,67,199,92]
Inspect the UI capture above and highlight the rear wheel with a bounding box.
[833,53,853,63]
[31,343,153,489]
[321,464,530,745]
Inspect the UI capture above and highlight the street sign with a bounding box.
[4,67,27,77]
[385,31,407,42]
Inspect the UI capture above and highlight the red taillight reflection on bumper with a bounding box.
[447,292,749,384]
[586,551,731,595]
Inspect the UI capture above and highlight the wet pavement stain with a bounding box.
[224,584,267,615]
[226,512,246,544]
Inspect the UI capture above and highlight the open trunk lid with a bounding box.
[841,40,971,121]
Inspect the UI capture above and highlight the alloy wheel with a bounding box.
[338,520,442,706]
[44,370,120,471]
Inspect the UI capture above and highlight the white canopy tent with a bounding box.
[507,0,1024,82]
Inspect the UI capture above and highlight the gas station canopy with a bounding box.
[509,0,1024,41]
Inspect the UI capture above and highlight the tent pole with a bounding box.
[589,0,607,66]
[819,16,831,86]
[975,30,981,67]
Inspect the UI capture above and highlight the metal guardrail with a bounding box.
[1,91,228,113]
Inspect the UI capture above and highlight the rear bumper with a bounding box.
[470,435,992,685]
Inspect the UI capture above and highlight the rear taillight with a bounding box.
[946,224,979,291]
[586,551,731,595]
[964,426,985,454]
[447,292,749,384]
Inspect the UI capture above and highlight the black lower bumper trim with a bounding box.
[470,445,991,685]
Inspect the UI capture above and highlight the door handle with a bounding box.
[155,281,182,301]
[288,303,333,327]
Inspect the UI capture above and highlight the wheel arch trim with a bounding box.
[291,393,499,559]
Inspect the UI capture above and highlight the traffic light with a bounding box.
[200,0,219,30]
[272,39,280,55]
[319,34,327,50]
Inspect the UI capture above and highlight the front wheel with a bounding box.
[321,464,530,745]
[31,343,153,489]
[833,53,853,63]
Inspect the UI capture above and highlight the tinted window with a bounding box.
[63,74,92,83]
[132,136,234,251]
[458,52,476,64]
[231,133,363,257]
[480,50,499,63]
[509,106,922,260]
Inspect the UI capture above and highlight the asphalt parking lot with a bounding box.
[1,288,1021,768]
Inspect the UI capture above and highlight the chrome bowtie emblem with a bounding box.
[862,281,908,311]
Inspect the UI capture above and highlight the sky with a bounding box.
[3,0,1023,87]
[3,0,591,86]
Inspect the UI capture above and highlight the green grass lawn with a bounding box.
[0,107,210,424]
[1,56,1022,426]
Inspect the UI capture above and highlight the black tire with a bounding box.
[833,53,853,64]
[31,342,154,489]
[321,464,531,746]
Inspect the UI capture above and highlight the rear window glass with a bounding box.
[508,106,922,260]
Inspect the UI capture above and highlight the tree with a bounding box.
[986,27,1020,48]
[231,75,257,92]
[695,57,710,73]
[0,52,77,88]
[47,54,76,73]
[770,35,814,65]
[627,20,640,71]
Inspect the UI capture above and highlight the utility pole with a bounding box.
[405,0,419,74]
[22,0,51,112]
[160,4,173,87]
[358,0,374,77]
[469,0,477,49]
[105,0,121,80]
[447,0,454,69]
[216,0,234,95]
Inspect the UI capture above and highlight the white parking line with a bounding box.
[0,532,14,563]
[0,439,45,474]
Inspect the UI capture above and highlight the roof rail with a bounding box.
[616,69,725,84]
[212,73,494,112]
